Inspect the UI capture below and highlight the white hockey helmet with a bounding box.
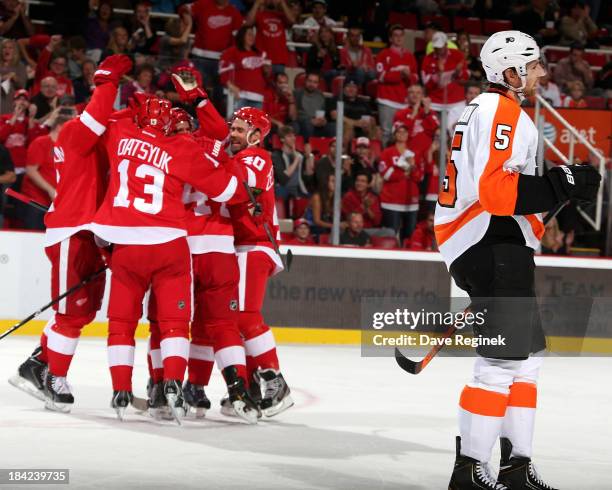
[480,31,540,97]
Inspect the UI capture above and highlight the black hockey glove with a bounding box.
[545,164,601,204]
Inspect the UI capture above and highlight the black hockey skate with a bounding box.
[164,379,187,425]
[449,436,508,490]
[147,380,172,420]
[183,380,211,418]
[8,346,47,401]
[259,368,294,417]
[111,390,133,421]
[221,366,259,424]
[220,370,262,418]
[44,372,74,413]
[497,437,558,490]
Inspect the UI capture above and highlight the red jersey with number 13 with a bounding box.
[92,118,244,245]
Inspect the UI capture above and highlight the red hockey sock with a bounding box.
[188,342,214,386]
[46,324,81,377]
[244,328,279,372]
[147,323,163,382]
[108,320,137,391]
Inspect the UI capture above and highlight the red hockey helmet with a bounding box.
[134,95,172,135]
[232,107,271,142]
[169,107,194,134]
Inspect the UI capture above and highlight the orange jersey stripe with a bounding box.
[525,214,545,240]
[478,96,521,216]
[459,385,509,417]
[507,381,537,408]
[434,201,484,247]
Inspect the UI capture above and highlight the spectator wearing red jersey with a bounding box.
[375,25,418,145]
[220,25,271,110]
[285,218,315,245]
[306,26,341,87]
[408,212,437,251]
[0,90,38,174]
[0,38,27,115]
[190,0,243,104]
[378,122,422,242]
[421,32,469,132]
[341,172,383,230]
[393,84,439,148]
[340,26,375,87]
[246,0,296,74]
[33,35,74,99]
[19,115,71,229]
[263,72,297,131]
[563,80,588,108]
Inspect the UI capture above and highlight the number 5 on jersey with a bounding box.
[438,132,463,208]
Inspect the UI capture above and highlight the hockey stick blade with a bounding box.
[394,205,567,375]
[131,395,148,412]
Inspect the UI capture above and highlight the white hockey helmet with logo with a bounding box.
[480,30,541,98]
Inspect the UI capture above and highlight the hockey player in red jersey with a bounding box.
[8,55,133,412]
[226,107,293,417]
[91,93,249,421]
[146,73,260,423]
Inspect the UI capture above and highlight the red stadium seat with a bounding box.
[289,197,310,219]
[453,17,482,36]
[421,15,450,32]
[271,134,282,150]
[483,19,512,35]
[402,238,411,248]
[334,30,346,46]
[365,80,378,99]
[585,96,606,109]
[293,72,306,89]
[275,197,287,219]
[583,51,607,67]
[281,232,294,242]
[286,51,299,68]
[295,135,305,152]
[388,11,418,29]
[544,48,567,63]
[414,37,426,53]
[331,76,346,96]
[318,234,330,244]
[370,236,398,249]
[309,136,334,156]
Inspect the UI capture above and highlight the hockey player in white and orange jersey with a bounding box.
[437,32,601,489]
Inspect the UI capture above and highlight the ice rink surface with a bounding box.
[0,337,611,489]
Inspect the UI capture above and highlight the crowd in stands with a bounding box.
[0,0,609,254]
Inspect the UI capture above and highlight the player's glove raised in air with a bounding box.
[545,164,602,204]
[171,71,208,103]
[94,54,133,86]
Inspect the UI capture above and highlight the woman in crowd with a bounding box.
[0,38,27,114]
[306,26,340,88]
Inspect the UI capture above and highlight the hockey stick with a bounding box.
[242,181,293,271]
[394,200,569,375]
[5,188,49,212]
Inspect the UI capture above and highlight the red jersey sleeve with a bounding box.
[34,47,51,87]
[406,52,418,85]
[26,136,45,167]
[63,83,119,156]
[368,193,382,227]
[376,51,402,84]
[194,100,229,141]
[179,140,248,205]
